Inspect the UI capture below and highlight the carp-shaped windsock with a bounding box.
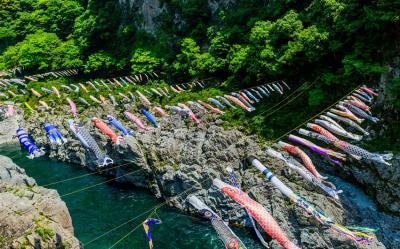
[140,108,159,128]
[31,88,42,97]
[137,91,151,106]
[326,112,369,136]
[288,134,346,165]
[68,120,113,167]
[299,128,393,166]
[360,86,378,97]
[79,97,90,107]
[208,98,225,109]
[197,100,225,115]
[67,98,77,117]
[346,96,371,113]
[153,106,168,117]
[188,195,248,249]
[178,103,201,124]
[276,141,326,180]
[314,119,362,141]
[92,117,124,145]
[124,111,148,131]
[244,90,259,103]
[267,148,341,199]
[213,178,300,249]
[224,95,252,112]
[341,101,379,123]
[51,86,61,98]
[17,128,45,159]
[249,157,374,244]
[44,123,67,145]
[107,115,132,136]
[333,105,364,124]
[216,96,236,109]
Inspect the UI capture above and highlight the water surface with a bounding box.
[0,144,262,249]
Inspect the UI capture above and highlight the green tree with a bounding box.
[130,49,162,74]
[0,31,61,70]
[84,51,119,74]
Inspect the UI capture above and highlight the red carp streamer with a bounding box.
[214,179,300,249]
[92,117,123,144]
[278,141,326,180]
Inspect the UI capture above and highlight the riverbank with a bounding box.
[11,101,398,248]
[0,154,81,248]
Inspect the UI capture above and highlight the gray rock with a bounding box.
[18,103,395,249]
[0,156,81,249]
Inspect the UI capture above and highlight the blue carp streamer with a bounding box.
[143,218,162,249]
[44,123,67,145]
[107,115,132,136]
[140,108,159,128]
[16,127,45,159]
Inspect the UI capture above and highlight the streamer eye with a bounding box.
[203,211,213,218]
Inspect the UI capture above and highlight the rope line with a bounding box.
[107,221,143,249]
[272,85,361,143]
[259,80,316,115]
[262,81,317,118]
[60,168,146,197]
[107,208,160,249]
[42,161,136,187]
[84,176,212,246]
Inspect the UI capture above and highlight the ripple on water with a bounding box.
[0,144,263,249]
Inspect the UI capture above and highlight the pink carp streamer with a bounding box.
[31,88,42,97]
[5,104,14,117]
[197,100,225,115]
[346,96,370,113]
[92,117,123,145]
[224,95,253,112]
[277,141,326,180]
[360,86,378,96]
[239,91,253,104]
[137,91,151,106]
[178,103,201,124]
[66,98,77,117]
[307,123,338,140]
[124,111,149,131]
[213,179,300,249]
[153,106,168,117]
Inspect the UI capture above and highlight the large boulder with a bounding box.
[0,156,81,249]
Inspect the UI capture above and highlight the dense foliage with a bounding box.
[0,0,398,143]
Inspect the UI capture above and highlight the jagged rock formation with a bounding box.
[117,0,236,33]
[0,106,21,143]
[0,155,81,249]
[19,103,400,248]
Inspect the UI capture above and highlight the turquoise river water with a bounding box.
[0,144,263,249]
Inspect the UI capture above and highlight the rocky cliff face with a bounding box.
[117,0,235,33]
[18,102,400,249]
[0,106,21,143]
[0,155,81,249]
